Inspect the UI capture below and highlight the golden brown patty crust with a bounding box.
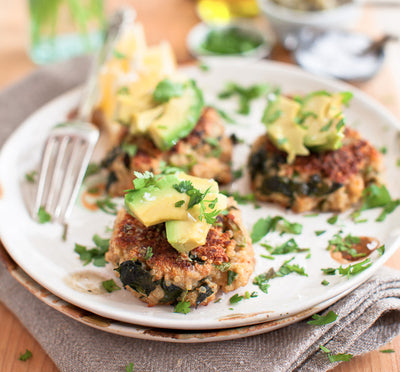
[102,107,233,196]
[105,198,255,307]
[248,128,383,212]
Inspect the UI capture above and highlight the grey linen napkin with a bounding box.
[1,58,400,372]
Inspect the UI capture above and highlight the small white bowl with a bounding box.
[187,22,273,60]
[257,0,361,46]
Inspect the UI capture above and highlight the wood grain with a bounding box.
[1,0,400,371]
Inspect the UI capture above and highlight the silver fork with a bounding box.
[32,8,135,224]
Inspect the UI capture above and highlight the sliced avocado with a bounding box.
[124,172,221,227]
[263,95,309,163]
[131,105,165,133]
[302,93,345,151]
[165,220,210,252]
[148,80,204,150]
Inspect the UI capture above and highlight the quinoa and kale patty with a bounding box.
[105,198,255,307]
[248,127,383,213]
[101,107,233,196]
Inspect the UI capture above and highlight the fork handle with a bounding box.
[77,8,136,122]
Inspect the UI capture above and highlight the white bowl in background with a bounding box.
[257,0,361,46]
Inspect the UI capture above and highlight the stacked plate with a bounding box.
[1,60,399,342]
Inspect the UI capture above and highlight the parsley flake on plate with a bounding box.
[102,279,121,293]
[261,238,309,255]
[321,258,372,279]
[38,206,51,223]
[18,349,32,361]
[319,345,353,363]
[380,349,395,353]
[251,216,302,243]
[174,299,191,314]
[126,362,134,372]
[25,170,37,183]
[74,234,110,267]
[307,310,337,325]
[96,196,118,215]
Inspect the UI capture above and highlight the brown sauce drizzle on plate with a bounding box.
[330,236,380,264]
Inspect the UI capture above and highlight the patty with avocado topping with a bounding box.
[102,107,233,196]
[249,127,383,213]
[105,198,255,307]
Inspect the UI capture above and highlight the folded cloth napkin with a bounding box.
[1,58,400,372]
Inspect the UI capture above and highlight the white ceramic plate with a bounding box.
[0,60,400,331]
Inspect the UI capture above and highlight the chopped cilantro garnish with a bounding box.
[305,253,311,259]
[377,245,385,256]
[328,233,365,258]
[261,254,275,260]
[307,310,337,325]
[304,213,319,217]
[327,215,338,225]
[276,257,308,277]
[74,234,109,267]
[376,199,400,222]
[251,216,302,243]
[210,105,237,124]
[336,119,345,131]
[174,299,191,314]
[133,171,156,190]
[397,158,400,167]
[199,62,210,71]
[321,258,372,278]
[315,230,326,236]
[126,362,134,372]
[144,246,153,260]
[96,196,118,215]
[253,268,275,293]
[153,79,185,103]
[175,200,185,208]
[214,298,222,303]
[220,190,258,207]
[102,279,121,293]
[321,280,330,286]
[219,82,277,115]
[319,345,353,363]
[294,111,317,125]
[25,170,37,183]
[361,184,392,210]
[227,270,238,285]
[173,180,193,193]
[229,293,244,304]
[379,146,387,154]
[340,91,353,106]
[320,119,334,132]
[18,349,32,361]
[261,238,309,255]
[38,206,51,223]
[380,349,395,353]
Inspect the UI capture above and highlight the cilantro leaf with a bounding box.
[173,180,193,194]
[380,349,395,353]
[361,184,392,210]
[126,362,134,372]
[174,300,191,314]
[175,200,185,208]
[227,270,238,285]
[376,199,400,222]
[25,170,37,183]
[74,235,109,267]
[153,79,185,103]
[121,143,137,157]
[261,238,309,255]
[276,257,308,277]
[84,163,101,180]
[307,310,338,325]
[96,196,118,215]
[321,280,330,286]
[251,216,302,243]
[321,258,372,278]
[18,349,32,361]
[327,215,338,225]
[229,293,244,304]
[319,345,353,363]
[144,246,153,260]
[340,91,353,106]
[133,171,155,190]
[38,206,51,223]
[215,262,231,272]
[102,279,121,293]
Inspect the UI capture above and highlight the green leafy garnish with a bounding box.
[232,168,243,180]
[74,234,109,267]
[173,180,193,194]
[175,200,185,208]
[361,184,392,210]
[174,299,191,314]
[376,199,400,222]
[321,280,330,286]
[377,245,385,256]
[220,191,258,207]
[84,163,101,180]
[18,349,32,361]
[38,206,51,223]
[153,79,185,103]
[25,170,37,183]
[379,146,387,154]
[380,349,395,353]
[96,196,118,215]
[327,215,338,225]
[144,246,153,260]
[199,62,210,71]
[126,362,134,372]
[229,293,244,304]
[251,216,302,243]
[261,238,309,255]
[227,270,238,285]
[321,258,372,279]
[102,279,121,293]
[340,91,353,106]
[328,233,365,258]
[276,257,308,277]
[215,262,231,272]
[307,310,337,325]
[319,345,353,363]
[219,82,277,115]
[117,86,130,95]
[210,105,237,124]
[133,171,156,190]
[315,230,326,236]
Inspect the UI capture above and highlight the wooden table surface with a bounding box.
[1,0,400,371]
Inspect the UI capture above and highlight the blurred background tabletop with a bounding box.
[1,0,400,371]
